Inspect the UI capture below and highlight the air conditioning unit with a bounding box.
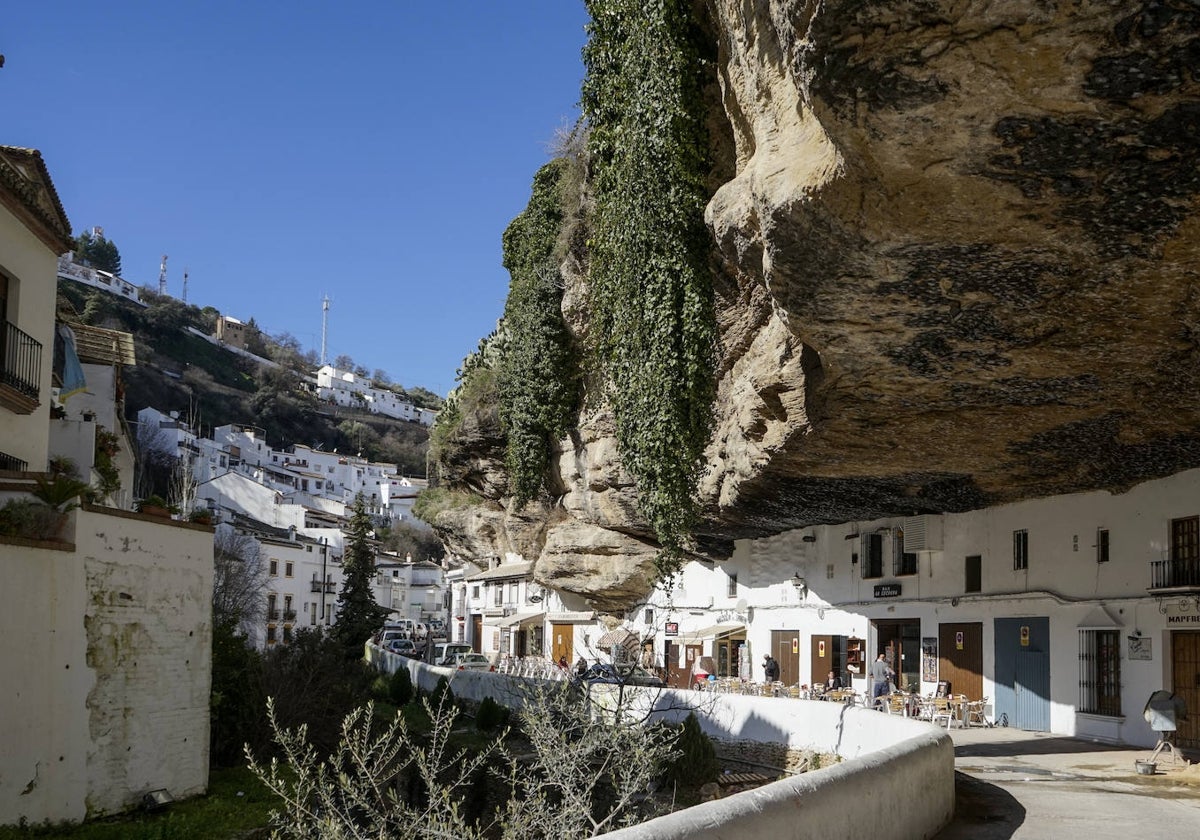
[903,515,944,551]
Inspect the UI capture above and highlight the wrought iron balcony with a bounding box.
[1149,550,1200,592]
[267,609,281,621]
[310,579,336,593]
[0,320,42,413]
[282,609,297,622]
[0,450,29,472]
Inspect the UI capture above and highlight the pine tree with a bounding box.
[331,494,389,660]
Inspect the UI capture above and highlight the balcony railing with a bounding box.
[282,609,297,622]
[310,579,336,593]
[268,609,281,621]
[0,450,29,471]
[1150,551,1200,591]
[1,320,42,406]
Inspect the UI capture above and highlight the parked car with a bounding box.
[378,629,408,647]
[427,619,446,637]
[448,652,494,671]
[581,663,664,687]
[429,641,473,665]
[385,638,419,658]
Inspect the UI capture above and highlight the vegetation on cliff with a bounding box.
[582,0,717,576]
[497,161,578,506]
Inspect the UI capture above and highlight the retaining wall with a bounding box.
[364,648,954,840]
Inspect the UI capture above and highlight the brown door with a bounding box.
[685,644,703,685]
[550,623,574,664]
[811,634,833,687]
[471,614,482,653]
[665,642,683,687]
[939,622,984,701]
[771,630,799,685]
[1172,631,1200,748]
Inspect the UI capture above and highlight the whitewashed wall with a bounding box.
[1,507,213,825]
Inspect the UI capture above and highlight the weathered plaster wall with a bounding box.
[0,507,213,825]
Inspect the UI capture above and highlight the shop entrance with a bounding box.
[1172,631,1200,749]
[716,634,747,678]
[770,629,799,685]
[938,622,984,701]
[811,635,848,688]
[874,619,921,693]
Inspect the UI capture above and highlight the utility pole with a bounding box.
[158,255,168,296]
[320,295,330,366]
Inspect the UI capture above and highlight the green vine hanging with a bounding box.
[582,0,717,577]
[498,161,578,506]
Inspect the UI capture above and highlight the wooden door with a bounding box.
[770,629,799,685]
[685,644,703,684]
[938,622,984,701]
[470,614,482,653]
[665,642,683,688]
[550,623,574,664]
[811,634,833,688]
[1172,631,1200,748]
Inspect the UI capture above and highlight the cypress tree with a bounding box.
[331,494,389,660]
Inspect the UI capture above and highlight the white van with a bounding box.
[428,641,472,666]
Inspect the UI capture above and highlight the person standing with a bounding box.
[763,654,780,682]
[870,653,893,703]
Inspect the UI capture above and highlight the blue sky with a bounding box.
[3,1,590,396]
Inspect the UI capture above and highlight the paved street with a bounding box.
[935,726,1200,840]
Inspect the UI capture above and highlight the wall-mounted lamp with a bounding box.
[844,533,860,541]
[791,574,808,597]
[802,534,817,543]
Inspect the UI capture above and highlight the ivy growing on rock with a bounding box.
[582,0,717,577]
[498,161,578,507]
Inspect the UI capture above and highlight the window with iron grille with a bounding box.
[727,573,738,597]
[1079,629,1121,716]
[1096,529,1110,564]
[1013,529,1029,571]
[893,529,918,575]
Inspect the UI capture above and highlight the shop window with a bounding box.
[1096,529,1110,564]
[1013,529,1029,571]
[1079,629,1121,717]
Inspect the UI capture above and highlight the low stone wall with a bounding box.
[364,652,954,839]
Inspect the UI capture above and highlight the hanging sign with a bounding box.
[1020,625,1030,647]
[664,621,679,637]
[792,638,799,654]
[873,583,902,598]
[955,631,964,651]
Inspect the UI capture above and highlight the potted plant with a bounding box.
[136,495,178,518]
[187,507,213,525]
[0,474,89,541]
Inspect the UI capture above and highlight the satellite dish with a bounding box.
[735,599,748,611]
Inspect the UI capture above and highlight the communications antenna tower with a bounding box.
[320,295,330,366]
[182,267,189,303]
[158,255,168,296]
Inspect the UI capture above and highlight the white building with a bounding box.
[374,557,447,624]
[629,467,1200,750]
[56,251,145,307]
[315,365,437,426]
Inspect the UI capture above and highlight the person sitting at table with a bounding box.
[826,669,842,690]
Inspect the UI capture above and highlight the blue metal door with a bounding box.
[994,617,1050,731]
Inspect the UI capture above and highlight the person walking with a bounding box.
[870,653,893,705]
[763,654,780,682]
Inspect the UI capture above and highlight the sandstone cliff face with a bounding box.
[432,0,1200,610]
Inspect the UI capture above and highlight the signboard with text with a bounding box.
[664,621,679,637]
[874,583,902,598]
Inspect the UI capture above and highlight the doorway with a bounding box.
[1172,631,1200,749]
[716,635,746,678]
[550,623,574,665]
[770,629,799,685]
[470,614,482,653]
[995,617,1050,731]
[938,622,984,701]
[874,619,921,693]
[811,635,848,688]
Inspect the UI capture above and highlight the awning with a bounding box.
[679,623,744,645]
[493,611,545,629]
[596,628,640,655]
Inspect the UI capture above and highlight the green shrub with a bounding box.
[389,665,414,707]
[370,674,390,700]
[665,712,717,786]
[475,696,509,731]
[0,498,64,540]
[429,675,455,712]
